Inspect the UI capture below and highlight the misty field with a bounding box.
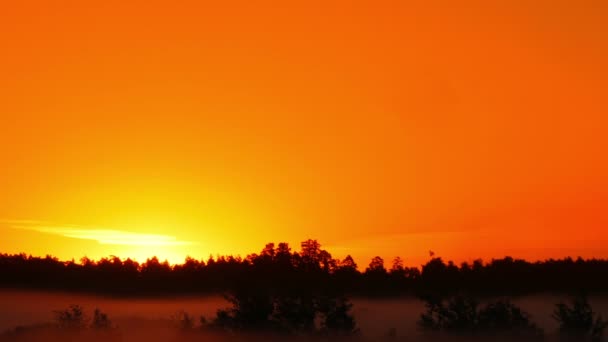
[2,290,608,341]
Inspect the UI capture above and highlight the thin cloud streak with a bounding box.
[3,219,195,246]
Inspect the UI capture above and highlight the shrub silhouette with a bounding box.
[553,295,608,341]
[317,295,359,335]
[171,310,195,330]
[54,304,87,330]
[214,289,276,331]
[477,300,543,337]
[53,305,117,333]
[419,295,542,338]
[213,288,357,335]
[91,308,112,330]
[419,295,478,332]
[272,295,316,333]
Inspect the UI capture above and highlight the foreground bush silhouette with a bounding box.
[419,295,542,339]
[317,295,358,335]
[553,295,608,341]
[0,306,120,342]
[478,300,540,335]
[171,310,195,330]
[214,290,276,331]
[212,288,358,336]
[272,295,317,333]
[54,305,114,331]
[54,305,88,330]
[419,296,478,332]
[91,308,112,330]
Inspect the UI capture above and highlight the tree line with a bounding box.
[1,239,608,296]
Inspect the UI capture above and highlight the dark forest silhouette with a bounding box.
[2,239,608,296]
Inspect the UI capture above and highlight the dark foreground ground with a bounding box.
[1,290,608,341]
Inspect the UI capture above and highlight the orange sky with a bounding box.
[1,0,607,267]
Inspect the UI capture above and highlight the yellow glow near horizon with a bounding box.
[3,220,201,264]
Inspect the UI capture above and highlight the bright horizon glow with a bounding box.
[3,219,199,264]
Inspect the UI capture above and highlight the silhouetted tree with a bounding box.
[172,310,195,331]
[91,308,112,330]
[340,255,358,271]
[419,295,478,333]
[478,300,543,338]
[214,289,275,331]
[390,256,405,274]
[366,256,386,274]
[213,283,357,335]
[272,295,316,333]
[54,305,87,330]
[553,295,608,341]
[419,296,542,339]
[318,295,358,335]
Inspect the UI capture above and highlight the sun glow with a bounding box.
[109,246,195,265]
[2,220,199,264]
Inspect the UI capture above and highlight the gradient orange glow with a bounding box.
[1,1,607,267]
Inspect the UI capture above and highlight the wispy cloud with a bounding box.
[3,219,195,246]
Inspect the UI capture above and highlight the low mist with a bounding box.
[2,290,608,341]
